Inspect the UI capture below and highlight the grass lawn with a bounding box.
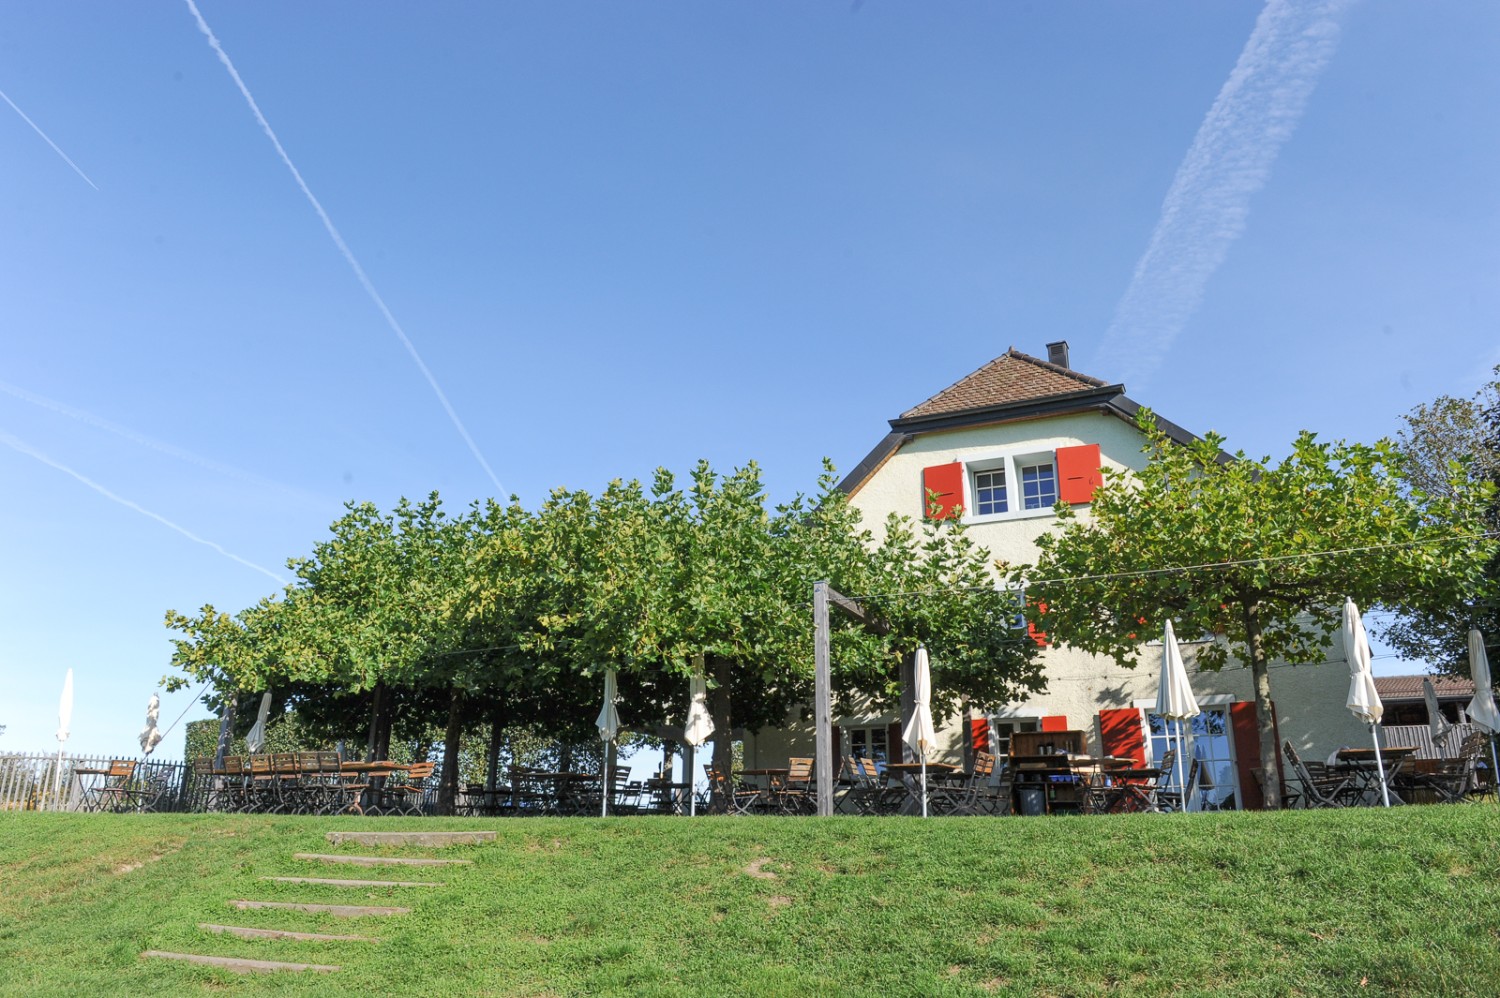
[1,806,1497,996]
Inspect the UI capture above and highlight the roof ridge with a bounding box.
[899,346,1112,420]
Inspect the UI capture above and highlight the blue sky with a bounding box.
[3,2,1496,758]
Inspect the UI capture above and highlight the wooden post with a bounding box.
[813,580,833,817]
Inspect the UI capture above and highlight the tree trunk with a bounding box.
[213,694,238,769]
[1240,599,1283,810]
[438,687,464,815]
[708,654,734,813]
[485,707,505,793]
[375,694,394,762]
[365,682,384,762]
[898,650,916,763]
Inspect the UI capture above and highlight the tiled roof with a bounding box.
[900,348,1112,420]
[1373,675,1476,701]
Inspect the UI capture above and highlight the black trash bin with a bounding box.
[1017,785,1046,816]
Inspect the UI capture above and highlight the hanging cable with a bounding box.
[837,528,1498,603]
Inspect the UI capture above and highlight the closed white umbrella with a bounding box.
[52,669,74,806]
[902,646,938,817]
[1342,598,1389,807]
[596,669,621,817]
[1465,629,1500,785]
[1421,678,1453,751]
[1154,620,1200,809]
[139,693,164,756]
[245,691,272,755]
[682,669,714,817]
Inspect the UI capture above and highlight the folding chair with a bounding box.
[1283,741,1357,808]
[380,761,436,815]
[89,761,138,813]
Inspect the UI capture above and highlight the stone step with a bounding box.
[199,923,376,943]
[263,876,444,888]
[325,830,495,848]
[295,852,470,867]
[229,899,410,917]
[142,950,340,973]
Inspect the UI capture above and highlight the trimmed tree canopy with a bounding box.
[1025,410,1493,806]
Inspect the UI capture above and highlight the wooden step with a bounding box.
[142,950,339,973]
[229,900,410,917]
[263,876,444,888]
[294,852,470,867]
[199,923,375,943]
[325,830,495,848]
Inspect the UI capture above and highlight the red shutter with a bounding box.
[1027,600,1049,647]
[888,721,905,764]
[832,724,842,763]
[922,462,964,520]
[1230,701,1284,810]
[970,718,991,754]
[1040,715,1069,732]
[1098,708,1146,765]
[1056,444,1102,505]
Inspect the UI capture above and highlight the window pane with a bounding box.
[1020,463,1057,509]
[974,469,1008,515]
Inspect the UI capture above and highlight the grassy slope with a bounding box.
[1,808,1497,997]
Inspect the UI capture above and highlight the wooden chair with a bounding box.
[381,761,436,816]
[1414,732,1489,804]
[937,752,996,816]
[1282,741,1356,808]
[840,757,884,816]
[775,758,816,815]
[89,760,138,812]
[1156,758,1199,813]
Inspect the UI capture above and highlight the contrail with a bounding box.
[182,0,504,495]
[0,429,287,585]
[0,379,326,506]
[1093,0,1357,388]
[0,87,99,190]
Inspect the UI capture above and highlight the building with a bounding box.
[743,342,1376,809]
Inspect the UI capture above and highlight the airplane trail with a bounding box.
[0,429,287,585]
[1093,0,1357,388]
[0,86,99,189]
[182,0,504,495]
[0,379,325,506]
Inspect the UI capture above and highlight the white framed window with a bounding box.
[987,717,1040,757]
[963,449,1062,523]
[974,468,1008,515]
[846,725,890,763]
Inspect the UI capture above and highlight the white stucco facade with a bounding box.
[742,370,1367,808]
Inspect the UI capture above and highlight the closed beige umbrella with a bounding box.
[1342,599,1389,807]
[902,646,938,817]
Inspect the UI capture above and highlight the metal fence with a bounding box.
[0,753,191,812]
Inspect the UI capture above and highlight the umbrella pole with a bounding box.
[1370,723,1390,808]
[601,742,610,818]
[920,754,928,818]
[1174,720,1187,812]
[1490,736,1498,798]
[52,746,65,810]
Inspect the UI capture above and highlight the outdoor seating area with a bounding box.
[187,752,428,816]
[71,758,179,813]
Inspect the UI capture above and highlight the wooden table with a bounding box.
[881,762,962,815]
[1335,746,1417,805]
